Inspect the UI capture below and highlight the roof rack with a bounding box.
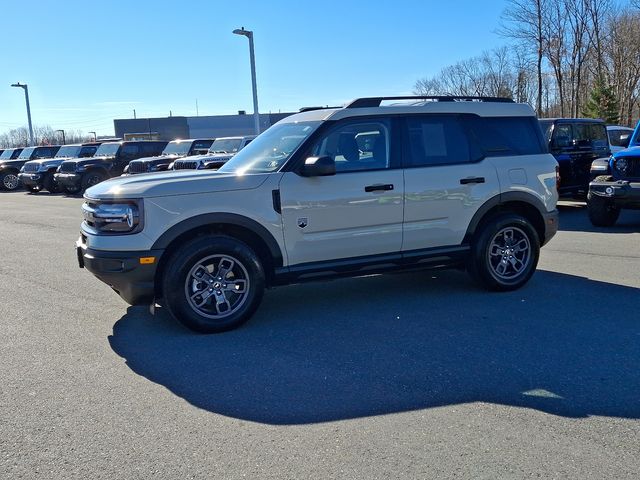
[346,96,515,108]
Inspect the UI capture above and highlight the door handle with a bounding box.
[364,184,394,192]
[459,177,485,185]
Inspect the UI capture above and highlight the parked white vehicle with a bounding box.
[76,96,559,333]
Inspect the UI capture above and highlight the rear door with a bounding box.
[401,114,500,251]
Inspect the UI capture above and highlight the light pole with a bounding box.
[233,27,260,135]
[11,82,35,146]
[89,131,97,141]
[55,129,66,145]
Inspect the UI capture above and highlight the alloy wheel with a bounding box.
[487,226,531,281]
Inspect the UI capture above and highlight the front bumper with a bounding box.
[542,209,559,245]
[55,172,82,189]
[18,173,44,188]
[589,180,640,208]
[76,236,163,305]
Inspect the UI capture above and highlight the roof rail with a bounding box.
[346,96,515,108]
[298,106,342,112]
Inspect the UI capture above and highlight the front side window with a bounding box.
[310,120,390,173]
[405,116,471,167]
[551,124,573,148]
[79,146,97,158]
[209,138,243,154]
[162,141,192,155]
[55,146,82,158]
[120,144,140,159]
[0,149,14,159]
[18,147,36,159]
[94,143,121,157]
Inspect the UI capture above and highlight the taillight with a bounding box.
[555,165,561,191]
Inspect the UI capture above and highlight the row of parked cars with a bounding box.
[0,135,256,195]
[1,114,638,231]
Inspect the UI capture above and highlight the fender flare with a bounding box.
[151,212,284,267]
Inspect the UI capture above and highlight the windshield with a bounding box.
[218,122,321,175]
[55,145,82,158]
[94,143,121,156]
[18,147,36,159]
[162,141,192,156]
[0,149,15,160]
[208,138,243,154]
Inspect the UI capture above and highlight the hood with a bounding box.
[26,156,76,166]
[0,159,28,168]
[74,155,115,166]
[131,154,179,165]
[84,170,272,199]
[613,146,640,159]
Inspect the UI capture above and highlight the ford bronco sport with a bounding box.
[76,96,559,333]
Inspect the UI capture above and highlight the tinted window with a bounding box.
[79,146,97,158]
[466,116,544,156]
[34,147,57,158]
[0,149,14,160]
[608,129,632,147]
[311,120,390,172]
[120,144,140,160]
[406,115,470,167]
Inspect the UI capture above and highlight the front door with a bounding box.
[279,118,404,266]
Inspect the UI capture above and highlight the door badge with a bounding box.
[297,217,308,229]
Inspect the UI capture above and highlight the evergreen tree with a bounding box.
[582,79,620,124]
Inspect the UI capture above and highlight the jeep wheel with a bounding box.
[468,214,540,291]
[162,235,265,333]
[43,174,60,193]
[81,172,106,191]
[0,172,20,191]
[26,186,39,194]
[587,191,620,227]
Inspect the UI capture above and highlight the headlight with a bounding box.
[616,158,628,172]
[82,199,143,234]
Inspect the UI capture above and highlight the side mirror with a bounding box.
[300,156,336,177]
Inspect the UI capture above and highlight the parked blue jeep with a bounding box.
[587,121,640,226]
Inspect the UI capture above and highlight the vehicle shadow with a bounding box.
[109,269,640,425]
[558,203,640,233]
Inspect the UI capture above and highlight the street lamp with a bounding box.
[89,131,97,141]
[11,82,34,146]
[55,129,66,145]
[233,27,260,135]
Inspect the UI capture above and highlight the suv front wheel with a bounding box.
[468,214,540,291]
[162,235,265,333]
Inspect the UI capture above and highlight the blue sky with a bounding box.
[0,0,508,137]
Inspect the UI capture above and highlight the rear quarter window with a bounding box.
[465,116,545,157]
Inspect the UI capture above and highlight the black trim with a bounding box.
[271,189,281,214]
[150,213,284,268]
[76,239,163,305]
[346,96,514,108]
[273,245,469,284]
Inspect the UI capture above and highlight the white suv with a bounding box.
[76,96,559,333]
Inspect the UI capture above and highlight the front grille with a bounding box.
[60,162,76,173]
[174,160,199,170]
[614,157,640,179]
[23,163,39,172]
[128,161,148,174]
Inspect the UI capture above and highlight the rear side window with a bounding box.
[34,147,57,158]
[405,115,471,167]
[465,116,545,156]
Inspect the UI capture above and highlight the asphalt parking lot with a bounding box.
[1,190,639,479]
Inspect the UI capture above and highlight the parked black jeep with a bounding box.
[19,143,100,193]
[0,145,60,191]
[124,138,214,175]
[539,118,610,198]
[587,139,640,226]
[171,136,255,170]
[54,140,167,194]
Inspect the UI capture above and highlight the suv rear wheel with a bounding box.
[468,214,540,291]
[0,171,20,191]
[161,235,265,333]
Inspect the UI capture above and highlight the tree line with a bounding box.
[414,0,640,125]
[0,126,93,149]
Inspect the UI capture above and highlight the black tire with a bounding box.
[468,213,540,291]
[587,191,620,227]
[62,184,82,195]
[81,171,107,191]
[26,186,39,194]
[161,235,265,333]
[0,171,21,191]
[42,173,60,193]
